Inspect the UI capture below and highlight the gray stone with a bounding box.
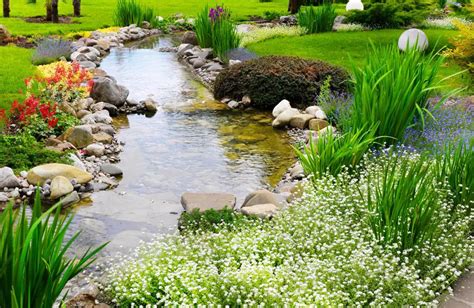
[142,98,158,113]
[290,163,305,180]
[192,58,206,69]
[240,203,278,219]
[242,189,280,208]
[0,192,9,203]
[177,44,193,57]
[289,114,315,129]
[50,176,74,200]
[272,108,300,128]
[91,77,129,107]
[63,125,94,148]
[181,192,236,212]
[78,61,97,70]
[85,143,105,156]
[0,167,20,189]
[241,95,252,106]
[103,103,119,116]
[100,164,123,176]
[90,102,105,112]
[60,191,80,208]
[68,153,86,171]
[206,63,223,72]
[182,31,198,45]
[227,100,240,109]
[272,99,292,117]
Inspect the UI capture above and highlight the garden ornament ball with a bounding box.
[398,29,429,51]
[346,0,364,11]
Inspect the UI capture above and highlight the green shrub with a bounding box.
[195,5,213,48]
[23,110,79,140]
[104,153,472,306]
[214,56,349,110]
[345,2,429,29]
[0,190,106,307]
[113,0,155,27]
[298,3,337,34]
[294,125,378,180]
[349,43,446,143]
[0,133,71,172]
[179,208,257,234]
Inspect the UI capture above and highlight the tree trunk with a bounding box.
[51,0,58,23]
[288,0,302,14]
[3,0,10,17]
[73,0,80,17]
[46,1,52,21]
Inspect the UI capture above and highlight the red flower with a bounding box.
[48,118,58,128]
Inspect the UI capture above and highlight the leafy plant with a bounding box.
[298,3,337,34]
[214,56,349,110]
[113,0,155,27]
[349,43,448,143]
[31,38,72,65]
[211,18,241,63]
[195,5,213,48]
[179,208,257,234]
[0,190,107,307]
[0,133,71,172]
[361,153,441,253]
[443,20,474,72]
[294,124,379,180]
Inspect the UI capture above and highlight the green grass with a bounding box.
[0,46,35,109]
[248,29,473,93]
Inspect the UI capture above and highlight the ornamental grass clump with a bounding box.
[103,152,472,306]
[294,124,378,180]
[31,38,72,65]
[349,43,447,143]
[0,190,106,307]
[298,3,337,34]
[113,0,155,27]
[195,5,213,48]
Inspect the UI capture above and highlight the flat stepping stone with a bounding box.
[100,164,123,176]
[181,192,236,212]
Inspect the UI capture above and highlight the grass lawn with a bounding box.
[248,29,472,94]
[0,46,35,109]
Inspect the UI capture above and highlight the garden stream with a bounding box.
[69,36,294,258]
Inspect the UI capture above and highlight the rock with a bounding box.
[279,15,297,25]
[192,58,206,69]
[308,119,329,131]
[241,95,252,106]
[141,21,151,29]
[318,126,337,136]
[0,167,20,189]
[305,106,327,120]
[182,31,198,45]
[272,108,300,128]
[90,102,105,112]
[96,39,111,51]
[289,114,315,129]
[314,109,327,120]
[143,98,158,113]
[227,100,240,109]
[50,176,74,200]
[68,153,86,171]
[103,103,119,116]
[63,125,94,148]
[93,132,113,144]
[290,163,305,180]
[91,76,129,107]
[272,100,292,117]
[206,63,223,72]
[100,164,123,176]
[0,192,9,203]
[242,189,280,208]
[60,102,77,116]
[81,110,113,125]
[177,44,193,57]
[229,59,241,66]
[85,143,105,156]
[0,25,10,40]
[79,61,97,70]
[181,192,236,212]
[20,171,28,178]
[60,191,80,208]
[240,203,278,219]
[77,110,91,119]
[27,164,93,186]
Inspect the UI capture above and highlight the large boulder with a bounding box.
[272,108,300,128]
[0,167,20,189]
[242,189,280,208]
[27,163,93,186]
[50,176,74,200]
[240,203,278,219]
[181,192,236,212]
[289,114,315,129]
[272,99,291,117]
[91,77,129,107]
[62,125,94,149]
[182,31,198,45]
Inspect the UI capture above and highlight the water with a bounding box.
[70,37,294,257]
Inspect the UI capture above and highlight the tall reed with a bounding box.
[195,5,213,48]
[0,190,106,307]
[212,18,241,62]
[349,43,446,143]
[298,3,337,34]
[114,0,154,27]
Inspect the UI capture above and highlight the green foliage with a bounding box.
[179,208,257,234]
[298,3,337,34]
[294,125,378,180]
[349,43,447,143]
[263,10,281,20]
[0,190,107,308]
[211,18,241,63]
[361,153,441,253]
[433,139,474,214]
[113,0,155,27]
[23,111,79,140]
[195,5,213,48]
[345,2,429,29]
[214,56,349,110]
[0,133,71,172]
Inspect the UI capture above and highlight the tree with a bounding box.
[288,0,302,14]
[73,0,80,17]
[51,0,58,23]
[2,0,9,17]
[46,0,52,21]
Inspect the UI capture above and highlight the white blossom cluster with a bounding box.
[240,26,306,47]
[422,17,472,29]
[101,153,473,306]
[335,23,366,32]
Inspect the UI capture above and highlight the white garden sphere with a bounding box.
[398,28,429,51]
[346,0,364,11]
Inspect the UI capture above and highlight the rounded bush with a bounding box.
[214,56,349,110]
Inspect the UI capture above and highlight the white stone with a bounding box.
[240,203,279,219]
[272,100,292,117]
[272,108,300,128]
[398,29,428,51]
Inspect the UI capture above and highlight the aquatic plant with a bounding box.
[297,3,337,34]
[195,5,213,48]
[31,38,72,65]
[113,0,155,27]
[0,190,106,307]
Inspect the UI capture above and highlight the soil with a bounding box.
[24,15,78,24]
[0,36,35,48]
